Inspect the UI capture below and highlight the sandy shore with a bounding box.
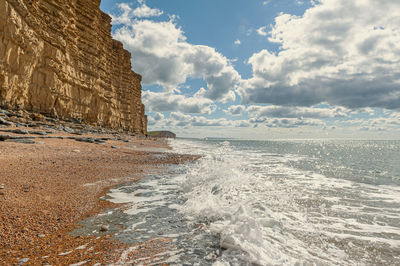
[0,127,196,265]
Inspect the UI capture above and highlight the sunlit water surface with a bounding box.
[75,139,400,265]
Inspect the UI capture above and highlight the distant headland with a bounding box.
[148,131,176,139]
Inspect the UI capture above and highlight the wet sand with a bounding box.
[0,129,196,265]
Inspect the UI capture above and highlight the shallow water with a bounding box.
[74,139,400,265]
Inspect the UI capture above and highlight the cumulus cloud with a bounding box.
[243,104,352,128]
[148,112,255,128]
[149,109,327,129]
[147,116,156,126]
[110,3,132,25]
[249,117,325,128]
[225,105,246,116]
[239,0,400,110]
[153,112,164,121]
[351,107,375,116]
[131,2,163,18]
[165,112,231,127]
[111,6,240,102]
[111,2,162,25]
[247,105,350,119]
[143,90,216,114]
[342,112,400,131]
[256,26,268,36]
[159,109,327,129]
[234,39,241,45]
[234,121,252,127]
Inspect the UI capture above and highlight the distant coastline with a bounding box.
[148,131,176,139]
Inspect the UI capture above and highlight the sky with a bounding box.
[100,0,400,140]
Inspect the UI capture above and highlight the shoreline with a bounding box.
[0,122,197,264]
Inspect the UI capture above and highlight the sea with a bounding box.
[75,138,400,265]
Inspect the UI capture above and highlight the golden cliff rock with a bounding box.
[0,0,147,134]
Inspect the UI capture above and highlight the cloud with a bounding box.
[147,116,156,126]
[169,112,230,127]
[243,104,353,128]
[147,112,165,126]
[225,105,246,116]
[247,105,350,119]
[256,26,268,36]
[131,3,163,18]
[249,117,325,128]
[149,108,329,130]
[239,0,400,110]
[234,39,241,45]
[111,6,240,102]
[143,90,216,114]
[233,120,252,127]
[351,107,375,116]
[110,3,133,25]
[343,112,400,131]
[111,2,162,25]
[148,112,255,128]
[153,112,164,121]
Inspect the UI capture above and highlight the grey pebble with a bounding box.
[28,130,47,136]
[75,137,95,143]
[18,258,29,264]
[0,117,14,126]
[6,139,35,144]
[0,134,11,141]
[111,145,120,149]
[10,135,37,139]
[11,129,28,135]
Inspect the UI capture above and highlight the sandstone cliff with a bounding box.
[0,0,147,134]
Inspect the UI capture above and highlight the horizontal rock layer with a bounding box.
[0,0,147,134]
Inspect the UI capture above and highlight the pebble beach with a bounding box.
[0,108,197,265]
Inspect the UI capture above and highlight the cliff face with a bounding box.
[0,0,147,134]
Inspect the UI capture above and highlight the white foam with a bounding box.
[101,139,400,264]
[169,138,400,265]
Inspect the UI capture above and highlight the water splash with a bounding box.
[171,139,400,265]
